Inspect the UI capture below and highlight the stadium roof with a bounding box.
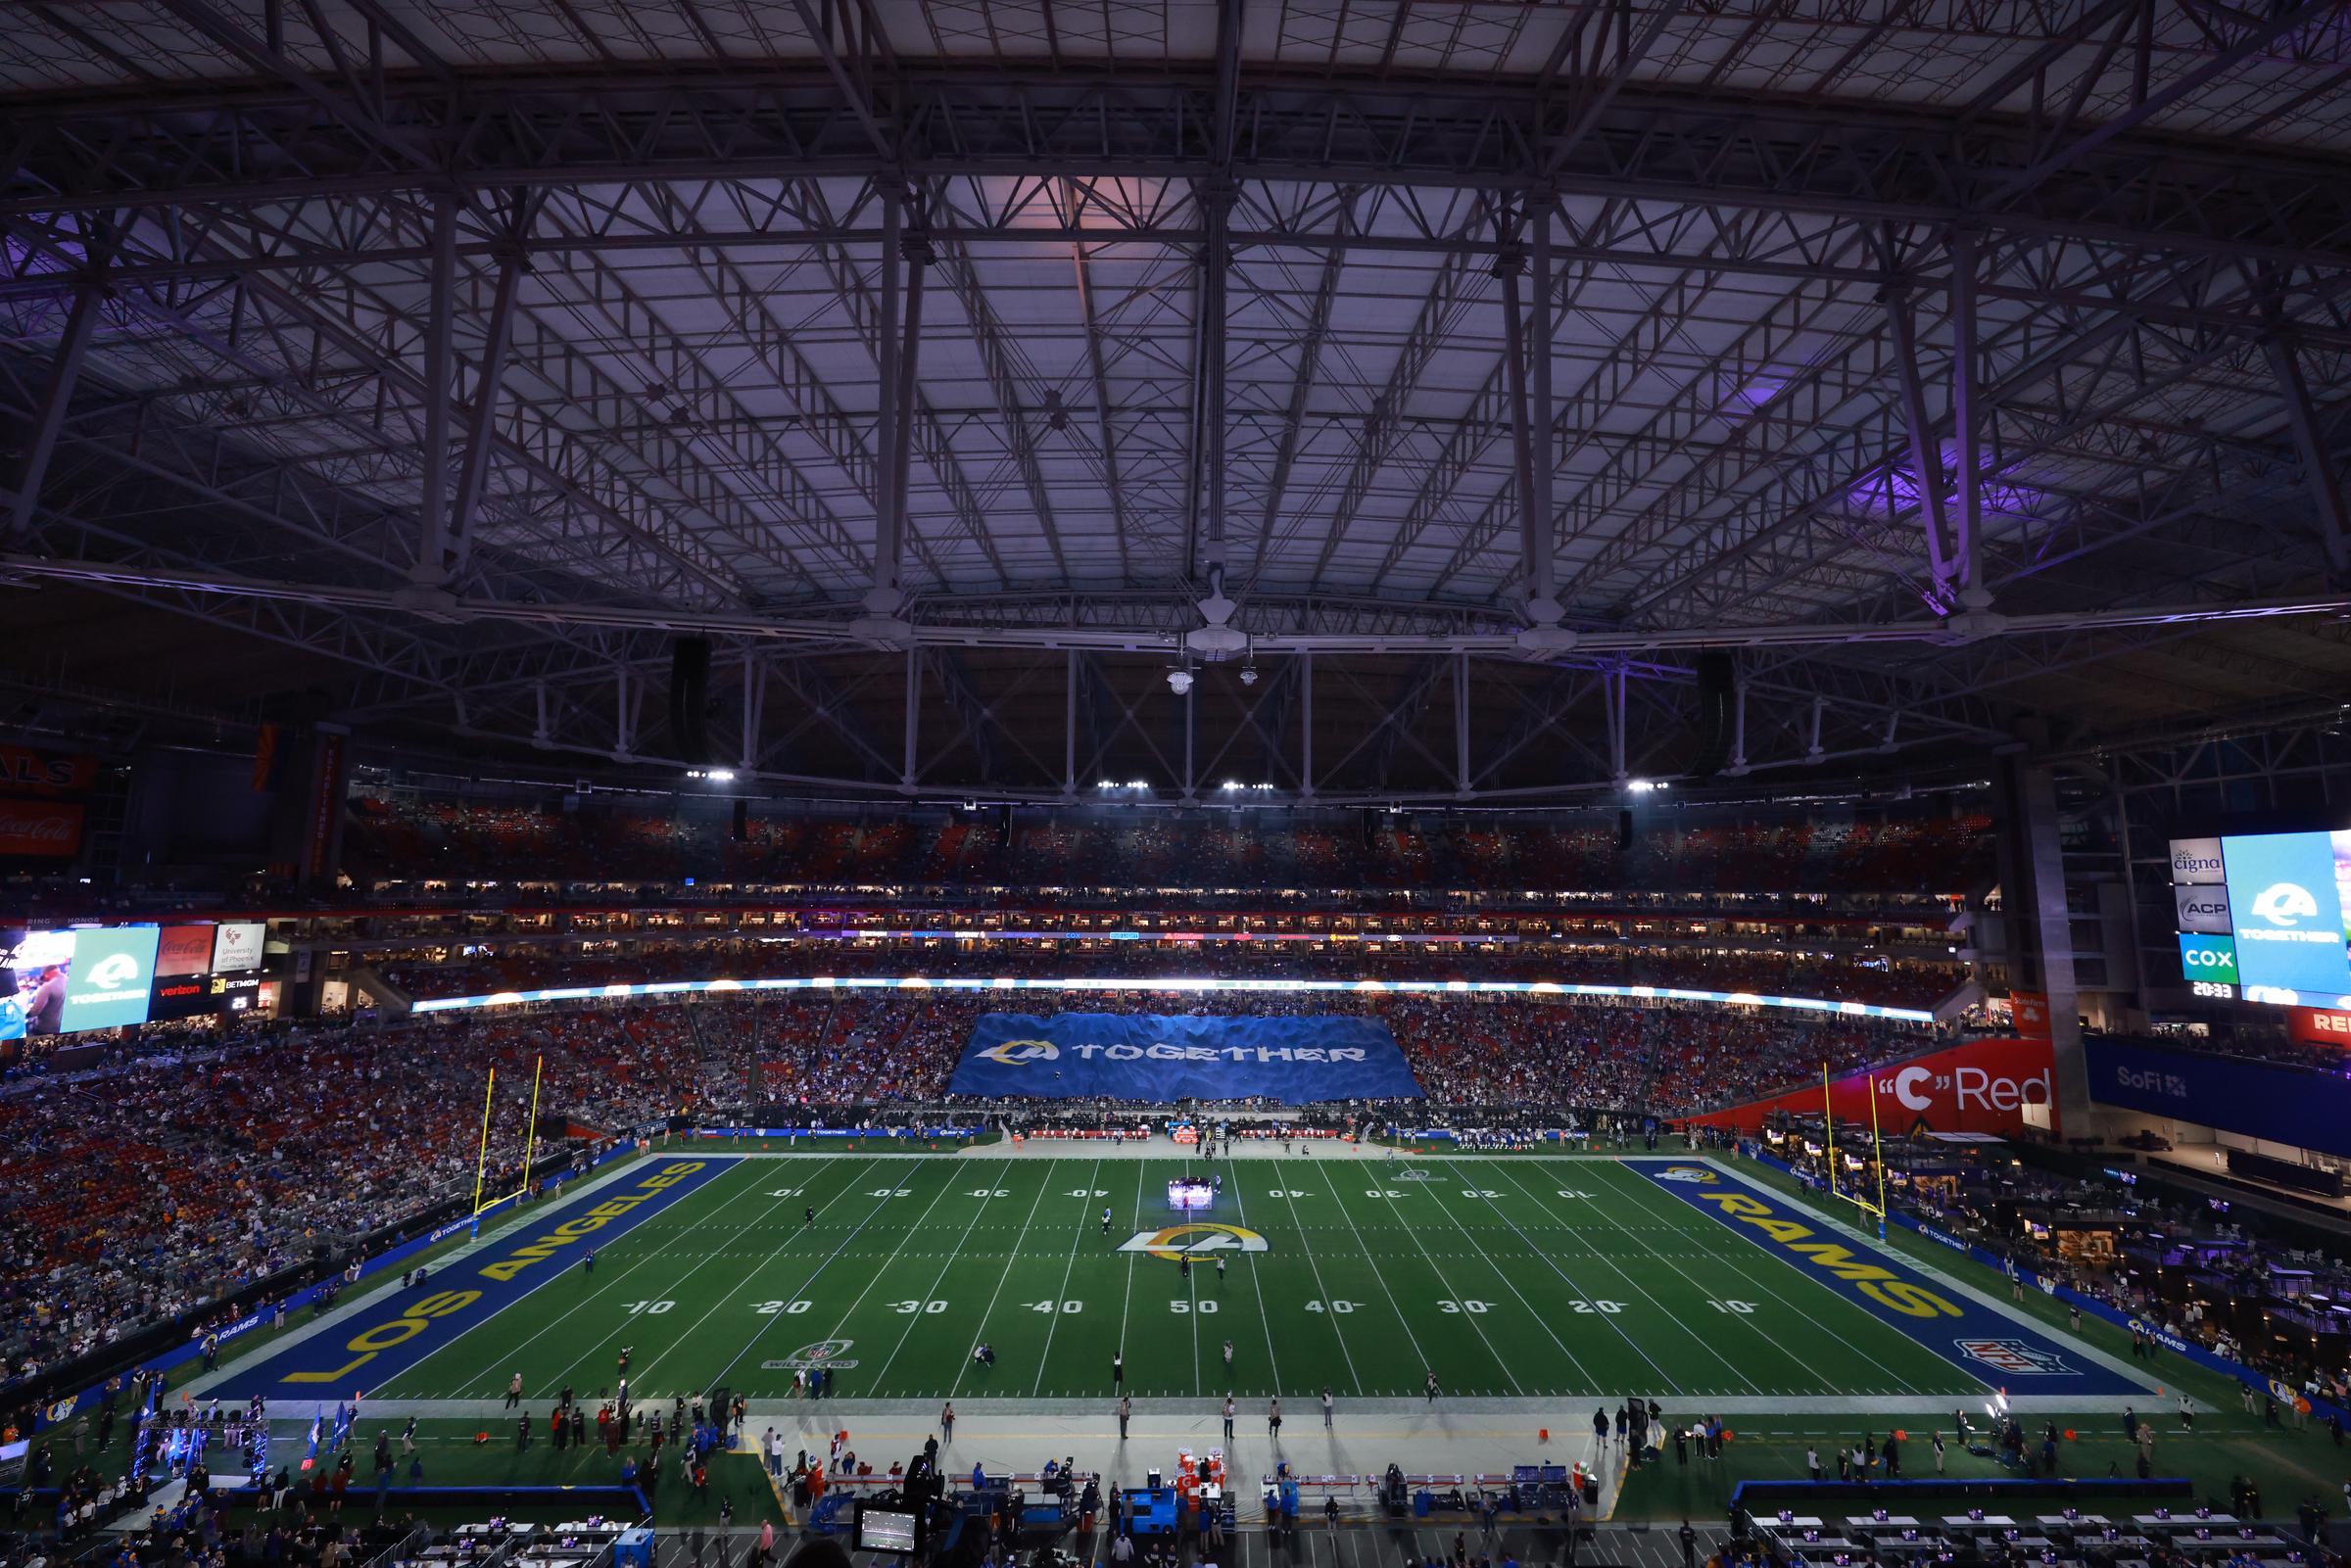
[2,0,2349,800]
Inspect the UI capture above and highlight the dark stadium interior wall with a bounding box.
[121,747,277,875]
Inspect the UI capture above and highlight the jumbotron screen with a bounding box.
[1,924,162,1042]
[2170,831,2351,1008]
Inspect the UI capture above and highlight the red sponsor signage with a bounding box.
[156,924,215,977]
[1686,1035,2058,1137]
[2008,990,2051,1040]
[306,731,345,881]
[2290,1008,2351,1047]
[0,746,96,797]
[0,798,83,858]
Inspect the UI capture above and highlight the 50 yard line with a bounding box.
[1114,1158,1147,1387]
[1224,1158,1283,1397]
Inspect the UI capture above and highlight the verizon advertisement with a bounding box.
[1685,1036,2058,1137]
[0,799,83,859]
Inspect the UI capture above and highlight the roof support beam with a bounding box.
[2261,330,2351,584]
[6,279,104,540]
[408,191,456,588]
[445,207,532,585]
[1949,231,1989,610]
[1884,282,1955,603]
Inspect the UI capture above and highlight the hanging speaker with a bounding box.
[1617,808,1635,851]
[1689,651,1736,777]
[732,797,749,840]
[995,803,1013,848]
[669,637,711,763]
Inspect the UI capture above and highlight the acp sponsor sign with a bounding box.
[2174,884,2232,935]
[1684,1035,2056,1136]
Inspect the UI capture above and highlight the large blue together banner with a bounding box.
[948,1013,1423,1103]
[2085,1035,2351,1158]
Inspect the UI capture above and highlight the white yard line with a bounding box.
[946,1160,1059,1399]
[1267,1161,1363,1396]
[1305,1159,1437,1394]
[1414,1169,1599,1391]
[1485,1161,1767,1391]
[1224,1164,1284,1397]
[616,1159,886,1396]
[1336,1161,1522,1394]
[1113,1159,1148,1385]
[709,1158,972,1389]
[1031,1158,1106,1398]
[868,1159,1020,1393]
[1468,1160,1689,1397]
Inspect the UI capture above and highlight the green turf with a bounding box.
[364,1155,1982,1403]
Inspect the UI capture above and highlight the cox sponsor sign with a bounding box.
[1686,1036,2056,1135]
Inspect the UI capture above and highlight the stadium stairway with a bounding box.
[344,965,412,1018]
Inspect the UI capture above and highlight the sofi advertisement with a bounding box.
[1683,1036,2056,1136]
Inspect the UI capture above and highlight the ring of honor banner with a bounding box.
[949,1013,1424,1104]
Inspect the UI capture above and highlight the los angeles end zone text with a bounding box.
[213,1158,735,1398]
[212,1155,2141,1402]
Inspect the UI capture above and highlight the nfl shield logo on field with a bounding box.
[1954,1338,2073,1375]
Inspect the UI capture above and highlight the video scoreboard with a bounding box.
[2169,830,2351,1010]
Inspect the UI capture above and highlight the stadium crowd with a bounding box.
[377,940,1962,1013]
[344,794,1994,899]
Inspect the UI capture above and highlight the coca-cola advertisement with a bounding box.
[0,798,82,859]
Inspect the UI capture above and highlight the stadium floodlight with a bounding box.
[1168,669,1194,695]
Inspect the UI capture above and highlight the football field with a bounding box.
[217,1152,2141,1408]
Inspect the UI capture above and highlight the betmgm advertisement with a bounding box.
[2168,831,2351,1010]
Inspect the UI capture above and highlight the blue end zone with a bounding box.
[1629,1161,2138,1397]
[212,1156,739,1400]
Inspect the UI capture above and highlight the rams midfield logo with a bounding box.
[1954,1338,2075,1376]
[1118,1222,1271,1260]
[1655,1166,1719,1185]
[978,1039,1058,1067]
